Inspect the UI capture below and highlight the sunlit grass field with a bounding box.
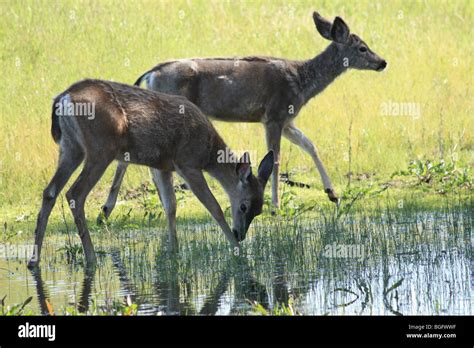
[0,0,472,215]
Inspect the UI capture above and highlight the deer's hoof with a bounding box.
[325,188,340,204]
[96,216,104,225]
[27,259,39,270]
[96,206,109,225]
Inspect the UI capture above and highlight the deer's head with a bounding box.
[313,12,387,72]
[231,151,274,242]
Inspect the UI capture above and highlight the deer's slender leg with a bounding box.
[283,122,338,203]
[264,122,283,208]
[150,169,178,252]
[66,158,113,266]
[28,146,84,268]
[176,167,239,249]
[98,161,128,223]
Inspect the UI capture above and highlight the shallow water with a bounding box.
[0,209,472,315]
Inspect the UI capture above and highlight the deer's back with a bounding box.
[62,79,218,170]
[147,57,301,122]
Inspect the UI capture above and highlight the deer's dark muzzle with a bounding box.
[232,228,246,242]
[377,60,387,71]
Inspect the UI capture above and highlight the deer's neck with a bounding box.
[298,43,348,102]
[205,137,239,199]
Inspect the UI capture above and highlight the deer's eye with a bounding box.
[359,46,367,53]
[240,204,247,213]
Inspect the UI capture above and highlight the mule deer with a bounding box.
[98,11,386,221]
[28,79,273,268]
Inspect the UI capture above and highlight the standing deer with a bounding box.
[98,11,387,222]
[28,79,274,268]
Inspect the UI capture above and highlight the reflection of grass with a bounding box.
[1,295,140,316]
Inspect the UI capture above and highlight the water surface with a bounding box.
[1,209,472,315]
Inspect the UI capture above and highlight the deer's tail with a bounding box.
[51,94,63,143]
[134,71,151,87]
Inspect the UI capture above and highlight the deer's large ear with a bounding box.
[313,12,333,41]
[257,151,274,187]
[331,16,350,43]
[236,152,252,183]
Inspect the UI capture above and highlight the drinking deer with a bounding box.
[98,11,386,222]
[28,79,274,268]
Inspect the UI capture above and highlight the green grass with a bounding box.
[0,0,472,214]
